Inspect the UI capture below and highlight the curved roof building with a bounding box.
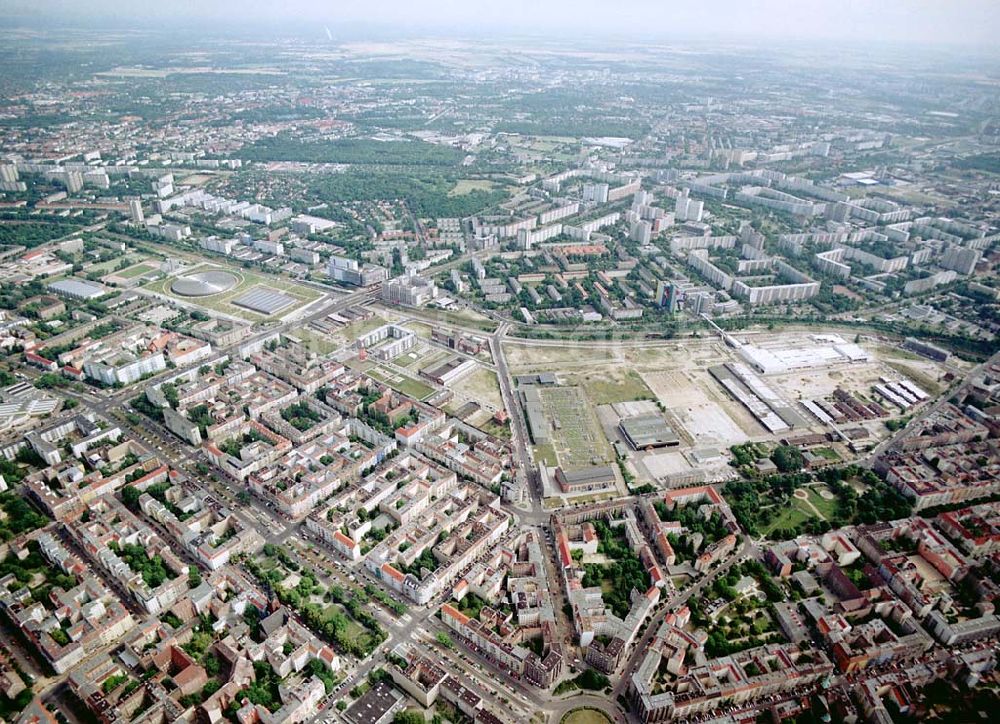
[170,270,239,297]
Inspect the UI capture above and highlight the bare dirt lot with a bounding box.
[451,366,504,411]
[643,369,759,446]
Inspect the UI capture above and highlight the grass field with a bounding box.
[449,179,495,196]
[875,344,923,362]
[805,486,839,518]
[538,386,610,468]
[397,305,497,333]
[504,341,617,371]
[367,366,435,400]
[338,314,388,343]
[564,368,654,405]
[258,557,279,574]
[534,443,558,467]
[561,709,612,724]
[402,320,435,339]
[177,173,214,186]
[289,326,343,355]
[88,253,149,275]
[451,367,503,410]
[116,262,158,279]
[321,605,370,647]
[394,351,420,369]
[763,504,811,536]
[144,262,322,321]
[885,360,943,397]
[814,447,840,461]
[479,418,511,440]
[408,348,449,371]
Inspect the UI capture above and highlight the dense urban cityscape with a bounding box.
[0,6,999,724]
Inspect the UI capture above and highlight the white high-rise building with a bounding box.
[940,245,981,276]
[687,197,704,223]
[674,189,704,223]
[63,171,84,194]
[84,353,166,386]
[0,164,19,183]
[127,197,144,225]
[630,220,652,244]
[251,238,285,256]
[583,183,610,204]
[382,272,438,307]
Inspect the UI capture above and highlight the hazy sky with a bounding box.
[6,0,1000,48]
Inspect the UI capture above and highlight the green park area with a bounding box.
[676,561,790,660]
[0,542,77,613]
[760,486,838,537]
[0,490,49,542]
[553,670,612,696]
[724,452,913,540]
[243,544,386,659]
[580,518,650,619]
[652,499,730,565]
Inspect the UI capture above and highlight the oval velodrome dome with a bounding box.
[170,270,239,297]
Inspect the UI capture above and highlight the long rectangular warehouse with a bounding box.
[709,365,789,434]
[709,364,809,435]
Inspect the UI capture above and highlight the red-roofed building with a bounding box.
[556,533,573,569]
[441,603,470,627]
[62,365,85,381]
[378,562,410,598]
[332,530,361,561]
[664,485,723,507]
[25,351,57,372]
